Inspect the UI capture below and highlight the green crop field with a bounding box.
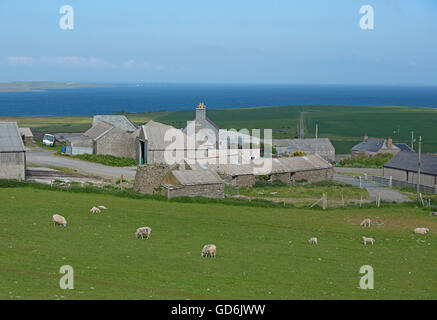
[3,105,436,154]
[1,186,436,300]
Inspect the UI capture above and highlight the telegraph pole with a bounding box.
[410,131,414,151]
[416,136,422,202]
[315,123,318,139]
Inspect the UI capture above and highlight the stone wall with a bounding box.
[133,164,173,194]
[166,183,224,199]
[271,172,291,184]
[0,152,25,180]
[291,168,334,183]
[234,174,256,188]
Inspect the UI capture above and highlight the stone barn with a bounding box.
[206,154,333,188]
[136,120,205,165]
[66,121,137,158]
[0,122,26,180]
[133,163,224,198]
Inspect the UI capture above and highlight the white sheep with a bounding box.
[98,205,107,210]
[362,236,375,245]
[90,207,101,214]
[414,227,429,235]
[201,244,216,258]
[52,214,67,227]
[135,227,152,239]
[308,237,318,245]
[360,218,372,227]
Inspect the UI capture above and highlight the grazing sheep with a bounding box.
[430,212,437,217]
[360,218,372,227]
[98,205,107,210]
[201,244,216,258]
[90,207,101,214]
[135,227,152,239]
[414,227,430,235]
[308,237,318,245]
[362,236,375,245]
[52,214,67,227]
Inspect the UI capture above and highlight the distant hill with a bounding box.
[0,81,114,92]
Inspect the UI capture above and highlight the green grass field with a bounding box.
[1,186,436,299]
[2,105,437,154]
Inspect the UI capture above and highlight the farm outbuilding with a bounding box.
[66,121,137,158]
[203,154,333,188]
[351,134,410,157]
[272,138,335,162]
[18,127,34,145]
[383,151,437,190]
[0,122,26,180]
[133,163,224,198]
[93,115,138,133]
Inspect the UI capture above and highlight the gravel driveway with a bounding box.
[27,151,137,180]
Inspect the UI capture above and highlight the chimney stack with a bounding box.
[387,136,393,149]
[196,102,206,121]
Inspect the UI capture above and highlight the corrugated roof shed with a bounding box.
[0,122,25,152]
[384,151,437,176]
[83,121,114,140]
[93,115,138,132]
[172,169,223,186]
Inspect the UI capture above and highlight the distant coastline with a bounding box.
[0,81,115,92]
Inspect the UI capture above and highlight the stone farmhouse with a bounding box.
[351,134,413,157]
[273,138,335,162]
[0,122,26,180]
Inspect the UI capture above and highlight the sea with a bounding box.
[0,83,436,116]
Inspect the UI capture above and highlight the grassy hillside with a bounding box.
[1,186,436,299]
[2,105,437,153]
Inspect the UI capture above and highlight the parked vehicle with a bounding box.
[42,134,56,147]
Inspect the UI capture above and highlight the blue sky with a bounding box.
[0,0,436,84]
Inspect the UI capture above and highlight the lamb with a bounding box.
[308,237,318,245]
[429,212,437,217]
[201,244,216,258]
[98,205,107,210]
[360,218,372,227]
[414,227,429,235]
[135,227,152,239]
[90,207,101,214]
[362,236,375,245]
[52,214,67,227]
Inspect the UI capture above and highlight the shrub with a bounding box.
[60,153,137,167]
[339,153,393,168]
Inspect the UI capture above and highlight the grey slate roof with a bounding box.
[199,154,332,177]
[352,138,384,153]
[273,138,335,155]
[0,122,25,153]
[67,135,94,147]
[384,151,437,176]
[172,169,223,186]
[394,143,413,152]
[83,121,114,140]
[93,115,138,132]
[140,120,200,150]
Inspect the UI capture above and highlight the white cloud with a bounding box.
[3,56,115,68]
[123,59,162,70]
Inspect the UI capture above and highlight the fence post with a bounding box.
[359,176,362,189]
[434,185,437,195]
[364,173,368,180]
[389,176,393,188]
